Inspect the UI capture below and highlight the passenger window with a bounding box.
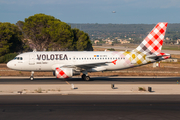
[17,57,19,60]
[20,57,23,60]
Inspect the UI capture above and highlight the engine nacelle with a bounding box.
[55,68,80,79]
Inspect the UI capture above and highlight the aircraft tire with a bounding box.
[82,74,86,80]
[30,76,34,81]
[84,76,90,81]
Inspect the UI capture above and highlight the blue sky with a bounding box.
[0,0,180,24]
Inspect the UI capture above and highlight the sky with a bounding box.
[0,0,180,24]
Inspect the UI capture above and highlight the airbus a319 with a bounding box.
[7,22,170,81]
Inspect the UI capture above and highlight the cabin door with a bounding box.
[29,54,35,65]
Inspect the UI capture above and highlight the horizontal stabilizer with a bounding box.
[146,53,170,61]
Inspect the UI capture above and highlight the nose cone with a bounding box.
[7,61,13,69]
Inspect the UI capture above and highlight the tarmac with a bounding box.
[1,94,180,120]
[0,84,179,95]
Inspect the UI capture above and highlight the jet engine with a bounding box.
[55,67,80,79]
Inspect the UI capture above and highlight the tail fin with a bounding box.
[134,22,168,55]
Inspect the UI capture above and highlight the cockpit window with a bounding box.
[14,57,23,60]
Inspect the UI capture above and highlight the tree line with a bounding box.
[0,14,93,62]
[70,23,180,41]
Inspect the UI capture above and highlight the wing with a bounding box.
[61,61,111,69]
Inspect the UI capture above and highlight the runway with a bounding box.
[0,95,180,120]
[0,76,179,84]
[1,77,180,119]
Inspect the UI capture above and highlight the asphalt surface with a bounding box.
[0,95,180,120]
[0,76,179,84]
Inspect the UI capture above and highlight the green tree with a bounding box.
[22,13,93,51]
[23,13,75,51]
[16,21,24,31]
[23,14,56,51]
[0,22,23,56]
[72,28,93,51]
[48,21,74,51]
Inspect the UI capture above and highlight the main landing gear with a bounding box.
[81,74,90,81]
[30,71,34,81]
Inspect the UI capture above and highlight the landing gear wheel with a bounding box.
[81,73,91,81]
[30,71,34,81]
[84,76,90,81]
[30,76,34,81]
[82,74,86,80]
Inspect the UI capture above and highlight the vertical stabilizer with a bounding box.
[134,22,168,55]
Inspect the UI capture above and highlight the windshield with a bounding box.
[14,57,23,60]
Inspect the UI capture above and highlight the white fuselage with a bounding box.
[7,51,139,72]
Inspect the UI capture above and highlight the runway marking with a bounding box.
[65,80,70,85]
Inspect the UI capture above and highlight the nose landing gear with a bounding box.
[30,71,34,81]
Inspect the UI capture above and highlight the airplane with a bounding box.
[7,22,170,81]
